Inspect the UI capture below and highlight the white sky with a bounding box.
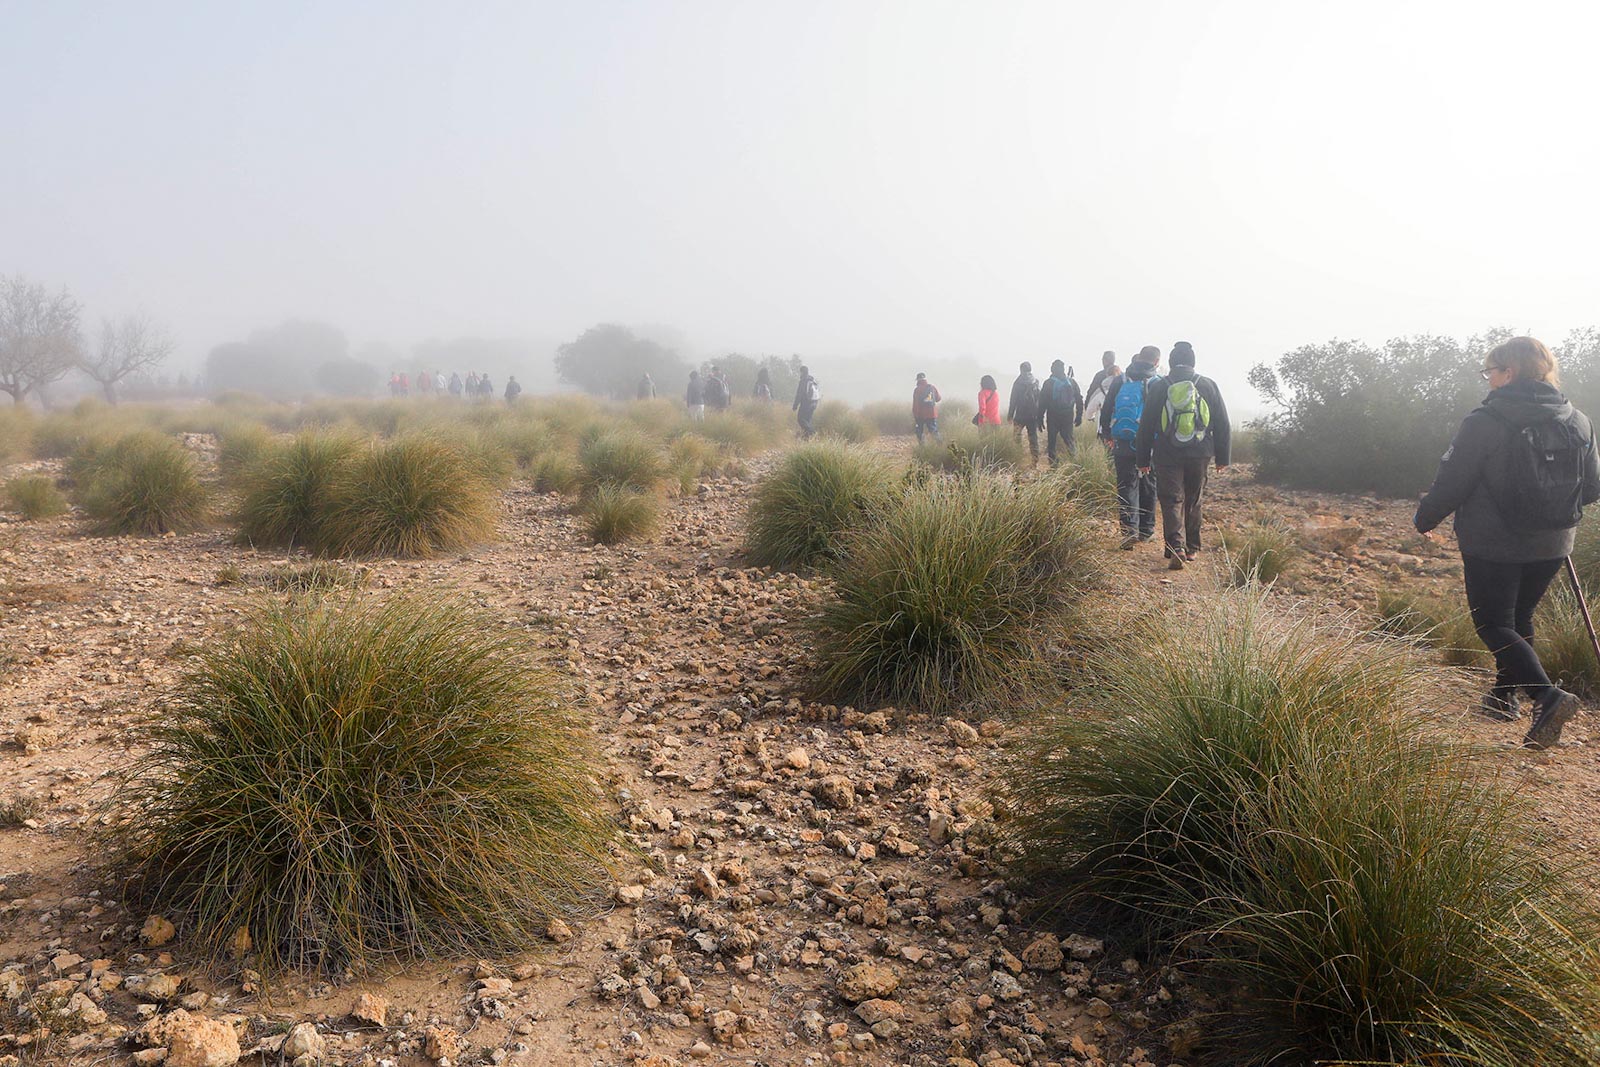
[4,0,1598,403]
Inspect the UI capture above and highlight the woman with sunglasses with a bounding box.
[1415,337,1600,748]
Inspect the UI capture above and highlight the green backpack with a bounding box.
[1161,380,1210,444]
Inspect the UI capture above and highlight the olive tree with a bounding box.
[82,314,176,404]
[0,275,82,406]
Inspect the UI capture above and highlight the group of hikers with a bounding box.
[909,342,1232,572]
[387,370,522,402]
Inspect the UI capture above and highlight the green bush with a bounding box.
[1003,587,1600,1066]
[577,430,665,494]
[1374,588,1489,668]
[114,595,614,971]
[216,422,276,486]
[236,432,360,549]
[666,434,723,494]
[320,435,497,558]
[1569,515,1600,597]
[80,431,209,536]
[812,400,877,443]
[4,476,67,520]
[744,441,898,570]
[530,451,581,495]
[813,470,1098,713]
[912,424,1026,472]
[1217,519,1300,585]
[1060,439,1119,519]
[584,485,661,544]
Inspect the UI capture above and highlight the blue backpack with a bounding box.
[1110,374,1154,441]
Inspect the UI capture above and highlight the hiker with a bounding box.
[976,375,1002,426]
[1006,361,1043,465]
[504,375,522,403]
[477,374,494,400]
[415,369,433,397]
[388,372,402,397]
[912,372,942,444]
[1100,347,1161,546]
[686,370,706,421]
[705,366,731,411]
[448,371,463,398]
[637,372,656,399]
[1415,336,1600,749]
[793,365,819,439]
[753,367,772,402]
[1136,341,1231,570]
[465,372,479,397]
[1041,359,1084,463]
[1084,351,1120,434]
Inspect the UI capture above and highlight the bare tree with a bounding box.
[0,275,82,406]
[83,313,176,404]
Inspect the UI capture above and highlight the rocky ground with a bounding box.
[2,436,1598,1067]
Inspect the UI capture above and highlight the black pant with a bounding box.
[796,402,817,438]
[1045,413,1076,463]
[1013,420,1039,462]
[1462,555,1565,702]
[1113,446,1155,537]
[915,417,941,444]
[1155,456,1211,555]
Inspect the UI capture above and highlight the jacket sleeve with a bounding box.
[1135,379,1165,467]
[1072,382,1084,425]
[932,386,942,403]
[1205,377,1232,466]
[1098,379,1121,438]
[1414,412,1497,533]
[1584,416,1600,507]
[792,380,804,409]
[1005,382,1017,422]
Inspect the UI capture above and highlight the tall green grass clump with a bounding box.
[1216,518,1300,585]
[667,434,723,494]
[1061,438,1119,518]
[114,595,615,971]
[236,432,360,549]
[215,422,276,486]
[1534,584,1600,699]
[1374,588,1489,668]
[812,400,877,443]
[5,476,68,520]
[80,430,209,536]
[744,441,898,570]
[913,424,1026,472]
[1003,588,1600,1066]
[813,471,1098,712]
[1568,515,1600,596]
[584,485,661,544]
[697,411,769,456]
[320,435,496,557]
[577,429,665,494]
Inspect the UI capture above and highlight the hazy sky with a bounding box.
[5,0,1597,400]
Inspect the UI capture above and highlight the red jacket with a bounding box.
[977,388,1001,425]
[912,381,941,419]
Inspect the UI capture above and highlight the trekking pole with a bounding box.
[1563,556,1600,670]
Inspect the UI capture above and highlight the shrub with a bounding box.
[1569,515,1600,596]
[912,424,1026,472]
[1060,439,1119,519]
[577,430,665,494]
[939,397,974,428]
[812,400,877,443]
[813,471,1098,713]
[236,432,359,549]
[114,595,614,971]
[4,476,67,520]
[744,441,898,570]
[80,431,209,536]
[584,485,660,544]
[216,422,276,486]
[1216,519,1299,585]
[1002,587,1600,1066]
[320,435,497,558]
[697,411,769,456]
[530,451,581,495]
[667,434,723,494]
[1534,584,1600,699]
[1374,588,1489,668]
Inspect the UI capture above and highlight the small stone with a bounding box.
[49,952,84,974]
[853,999,902,1027]
[546,919,573,943]
[785,748,810,771]
[129,973,183,1002]
[709,1009,740,1044]
[692,865,722,900]
[1086,997,1114,1018]
[281,1023,325,1062]
[615,883,646,905]
[815,776,856,810]
[165,1015,241,1067]
[1063,933,1104,961]
[65,991,107,1026]
[1020,935,1063,972]
[141,915,177,947]
[837,962,900,1003]
[132,1049,169,1066]
[351,991,388,1027]
[944,719,981,747]
[423,1024,461,1062]
[687,1040,713,1059]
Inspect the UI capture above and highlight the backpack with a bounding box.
[1487,410,1590,531]
[804,377,821,403]
[1161,379,1210,444]
[1110,375,1148,442]
[1013,377,1040,421]
[705,375,727,406]
[1047,377,1077,413]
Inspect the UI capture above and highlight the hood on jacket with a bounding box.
[1166,365,1197,383]
[1482,378,1572,427]
[1125,361,1157,382]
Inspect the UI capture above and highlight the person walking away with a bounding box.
[449,371,463,398]
[793,365,820,439]
[478,374,495,401]
[1100,347,1160,547]
[686,370,706,422]
[637,372,656,400]
[465,372,479,398]
[415,370,433,397]
[753,367,772,402]
[1084,351,1119,432]
[1042,360,1083,463]
[704,366,730,412]
[912,372,943,444]
[1007,362,1043,465]
[1136,342,1230,570]
[504,375,522,403]
[1415,336,1600,749]
[976,375,1002,426]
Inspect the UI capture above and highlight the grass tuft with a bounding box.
[1216,517,1300,585]
[236,432,360,549]
[80,431,209,536]
[744,441,898,570]
[319,435,497,558]
[113,595,615,972]
[1374,588,1489,668]
[4,476,68,520]
[583,485,661,544]
[913,425,1026,472]
[812,400,877,443]
[577,430,665,494]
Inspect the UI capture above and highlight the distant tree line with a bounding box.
[1249,328,1600,497]
[553,323,802,403]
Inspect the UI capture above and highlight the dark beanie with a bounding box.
[1050,359,1065,373]
[1020,361,1031,373]
[1170,341,1196,366]
[1135,345,1160,364]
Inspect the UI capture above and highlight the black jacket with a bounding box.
[1007,371,1042,425]
[1041,374,1083,424]
[793,374,817,410]
[686,377,704,405]
[1415,379,1600,562]
[1135,366,1230,468]
[1098,361,1159,444]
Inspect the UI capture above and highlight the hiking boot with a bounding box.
[1168,555,1185,571]
[1137,532,1154,542]
[1119,535,1139,550]
[1479,690,1519,722]
[1184,550,1198,562]
[1523,689,1580,750]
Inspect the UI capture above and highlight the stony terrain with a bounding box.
[3,439,1598,1067]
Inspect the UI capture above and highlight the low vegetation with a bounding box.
[320,435,497,557]
[1374,588,1489,668]
[812,400,877,444]
[1003,588,1600,1065]
[1216,517,1299,585]
[115,595,615,971]
[584,484,660,544]
[79,430,209,536]
[4,476,67,520]
[912,424,1026,472]
[236,432,359,549]
[744,441,898,570]
[577,429,665,495]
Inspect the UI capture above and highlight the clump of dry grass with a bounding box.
[4,476,68,520]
